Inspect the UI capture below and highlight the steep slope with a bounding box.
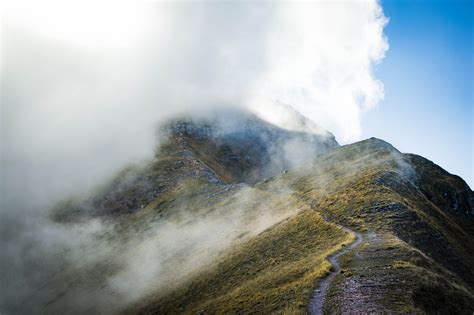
[289,138,474,313]
[42,111,473,314]
[20,108,344,314]
[132,138,474,314]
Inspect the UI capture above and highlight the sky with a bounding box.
[363,0,473,187]
[0,0,472,208]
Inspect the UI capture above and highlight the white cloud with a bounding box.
[251,1,388,141]
[1,2,389,311]
[1,0,388,207]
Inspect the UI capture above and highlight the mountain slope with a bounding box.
[38,111,474,314]
[129,138,474,314]
[290,138,474,313]
[22,109,342,314]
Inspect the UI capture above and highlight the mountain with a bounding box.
[130,137,474,314]
[11,108,473,314]
[54,108,338,219]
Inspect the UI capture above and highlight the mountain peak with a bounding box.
[162,107,339,184]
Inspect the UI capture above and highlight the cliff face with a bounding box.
[31,110,474,314]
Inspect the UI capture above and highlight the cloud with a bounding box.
[2,0,387,206]
[251,1,388,141]
[1,0,388,312]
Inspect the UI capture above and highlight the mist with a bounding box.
[1,1,388,313]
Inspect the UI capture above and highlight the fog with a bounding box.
[2,0,388,206]
[1,1,388,313]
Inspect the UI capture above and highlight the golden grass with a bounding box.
[55,137,473,314]
[129,209,353,314]
[126,139,474,314]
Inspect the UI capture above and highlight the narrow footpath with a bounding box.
[308,217,364,315]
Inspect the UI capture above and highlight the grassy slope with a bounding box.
[51,133,473,314]
[288,138,474,313]
[130,206,353,314]
[43,177,317,314]
[129,138,474,314]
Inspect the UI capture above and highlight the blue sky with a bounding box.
[363,0,473,187]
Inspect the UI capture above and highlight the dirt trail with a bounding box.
[308,217,363,315]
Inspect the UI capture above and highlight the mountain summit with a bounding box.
[55,108,338,219]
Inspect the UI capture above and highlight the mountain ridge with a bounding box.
[130,136,473,314]
[19,108,474,314]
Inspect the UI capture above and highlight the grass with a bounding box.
[50,133,473,314]
[123,138,474,314]
[129,208,353,314]
[281,138,474,313]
